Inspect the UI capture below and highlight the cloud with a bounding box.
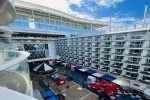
[18,0,70,13]
[93,0,124,8]
[67,0,82,7]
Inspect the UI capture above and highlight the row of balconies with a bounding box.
[66,57,150,84]
[58,34,145,42]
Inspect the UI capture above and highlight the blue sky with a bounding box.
[20,0,150,26]
[68,0,150,25]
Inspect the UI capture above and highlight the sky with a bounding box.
[18,0,150,26]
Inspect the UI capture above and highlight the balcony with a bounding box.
[129,44,143,48]
[92,55,99,58]
[103,37,111,41]
[123,68,138,72]
[91,66,99,70]
[116,37,124,40]
[113,52,124,55]
[131,36,144,40]
[100,62,109,66]
[100,57,109,60]
[140,71,150,75]
[113,45,124,48]
[9,20,102,36]
[127,52,141,56]
[142,63,150,67]
[85,55,91,57]
[123,75,137,80]
[92,60,99,63]
[144,54,150,57]
[85,59,91,62]
[110,64,122,69]
[85,50,91,52]
[101,45,111,48]
[100,68,109,72]
[101,51,110,54]
[111,58,123,62]
[124,60,139,64]
[94,39,100,41]
[139,79,150,85]
[110,71,121,76]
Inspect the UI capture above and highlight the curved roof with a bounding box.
[14,0,107,26]
[0,0,16,26]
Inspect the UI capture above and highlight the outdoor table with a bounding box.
[128,93,132,95]
[124,93,127,95]
[46,96,58,100]
[42,90,54,98]
[116,95,120,97]
[135,95,140,98]
[117,91,122,94]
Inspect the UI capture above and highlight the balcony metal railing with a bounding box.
[110,71,121,76]
[103,37,111,41]
[100,62,109,66]
[124,60,139,64]
[116,37,124,40]
[128,53,141,56]
[101,21,150,33]
[101,45,111,47]
[140,71,150,75]
[114,45,124,47]
[139,79,150,85]
[131,36,144,40]
[129,44,143,48]
[123,68,138,72]
[111,65,122,69]
[123,75,137,80]
[111,58,123,62]
[113,52,124,55]
[100,68,109,72]
[142,63,150,67]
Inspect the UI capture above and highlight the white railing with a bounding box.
[101,21,150,33]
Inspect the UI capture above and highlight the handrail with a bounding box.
[0,50,30,70]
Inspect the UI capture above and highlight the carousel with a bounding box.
[33,63,55,75]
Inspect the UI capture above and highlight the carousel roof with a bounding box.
[33,63,53,72]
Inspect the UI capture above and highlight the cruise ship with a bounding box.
[0,0,150,100]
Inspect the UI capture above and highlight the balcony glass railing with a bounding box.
[8,20,101,36]
[116,37,124,40]
[131,36,144,39]
[129,44,143,48]
[0,51,31,95]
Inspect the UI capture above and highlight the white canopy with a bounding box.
[33,63,53,72]
[112,77,130,86]
[78,68,88,72]
[92,73,104,78]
